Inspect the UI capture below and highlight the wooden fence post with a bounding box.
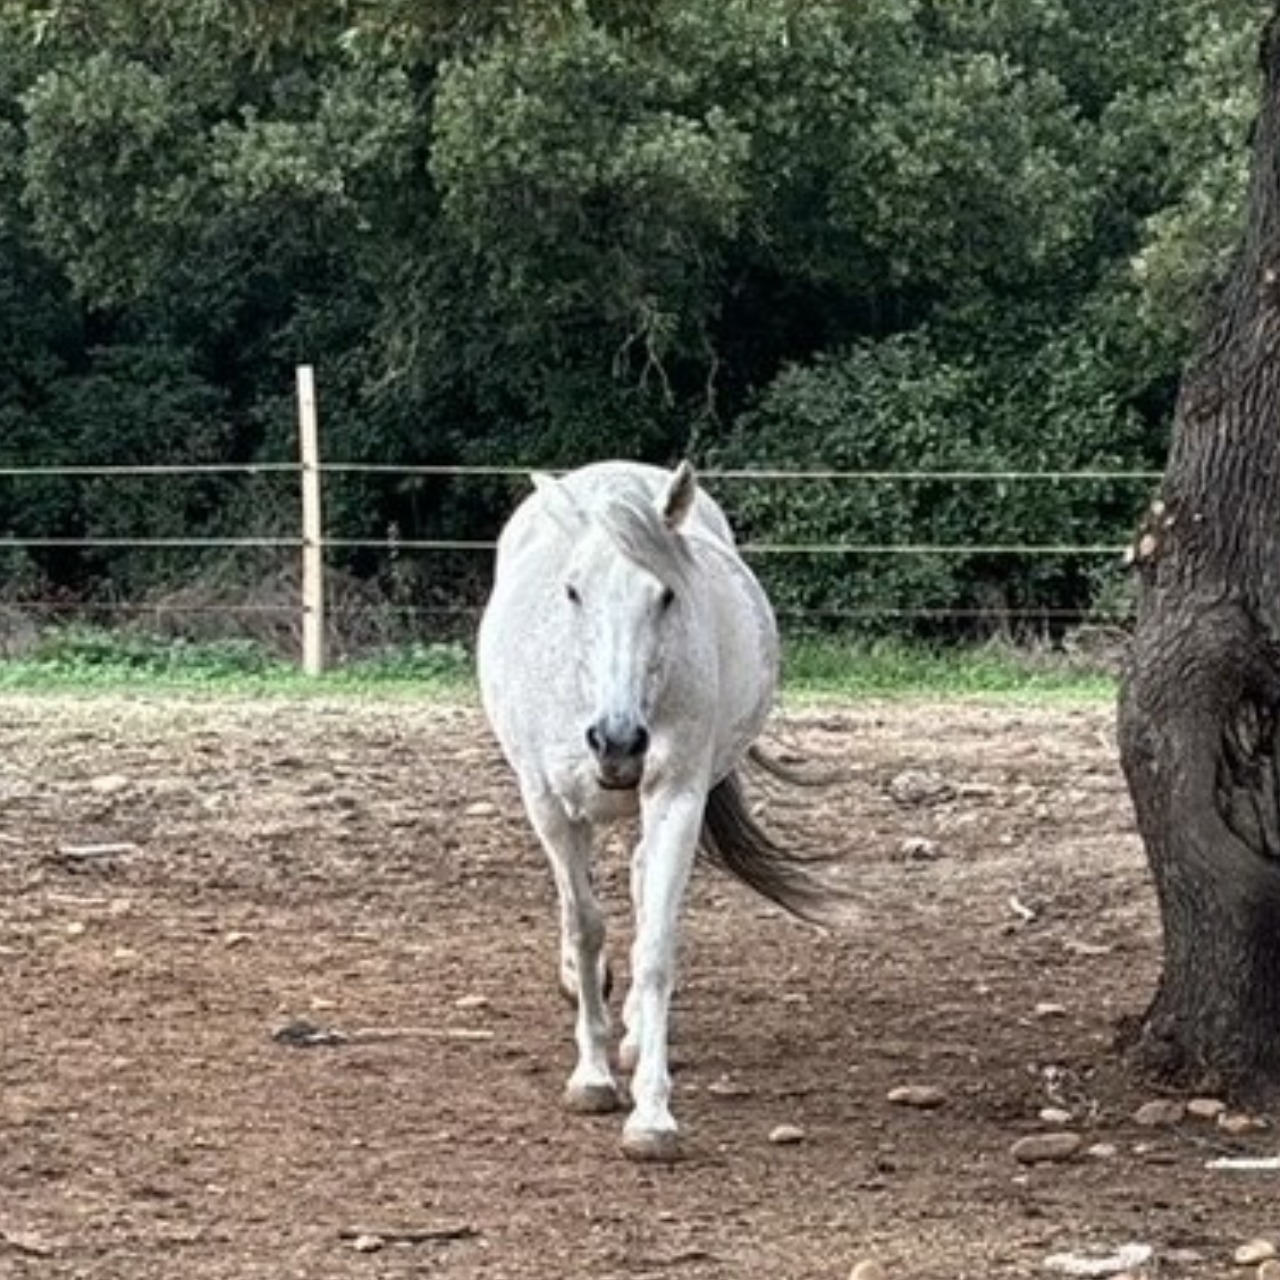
[297,364,325,676]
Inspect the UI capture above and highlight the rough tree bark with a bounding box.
[1118,4,1280,1102]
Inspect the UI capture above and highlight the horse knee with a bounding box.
[630,954,674,1004]
[559,957,614,1005]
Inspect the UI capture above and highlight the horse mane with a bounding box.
[590,484,696,590]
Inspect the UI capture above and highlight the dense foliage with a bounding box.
[0,0,1269,641]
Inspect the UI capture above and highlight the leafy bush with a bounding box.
[708,327,1154,636]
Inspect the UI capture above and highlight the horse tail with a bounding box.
[698,765,832,924]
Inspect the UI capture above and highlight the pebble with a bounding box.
[64,921,87,938]
[464,801,497,818]
[1234,1239,1277,1265]
[888,770,956,807]
[224,932,252,948]
[454,994,489,1010]
[1039,1108,1073,1126]
[768,1124,806,1145]
[89,774,130,795]
[1258,1260,1280,1280]
[1035,1002,1068,1019]
[1133,1099,1185,1127]
[1086,1143,1118,1160]
[351,1234,385,1254]
[1219,1112,1268,1136]
[1063,939,1112,957]
[849,1262,887,1280]
[1011,1132,1082,1164]
[0,1230,55,1258]
[899,836,942,861]
[887,1085,947,1110]
[1186,1097,1226,1120]
[707,1078,753,1099]
[1044,1243,1153,1276]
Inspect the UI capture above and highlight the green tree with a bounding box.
[1119,0,1280,1102]
[0,0,1269,637]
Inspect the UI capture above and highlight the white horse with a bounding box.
[478,460,825,1161]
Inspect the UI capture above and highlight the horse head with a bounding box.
[533,463,698,791]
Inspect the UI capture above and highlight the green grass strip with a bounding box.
[0,626,1118,702]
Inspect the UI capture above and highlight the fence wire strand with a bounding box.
[0,462,1161,482]
[0,461,1144,637]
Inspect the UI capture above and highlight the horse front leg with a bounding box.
[619,789,704,1162]
[521,787,620,1115]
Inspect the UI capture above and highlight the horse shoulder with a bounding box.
[688,538,778,728]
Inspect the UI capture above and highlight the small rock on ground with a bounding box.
[89,774,130,795]
[887,1085,947,1109]
[1219,1112,1268,1135]
[1043,1243,1153,1276]
[1011,1132,1082,1165]
[1133,1099,1185,1127]
[1186,1097,1226,1120]
[899,836,943,861]
[1234,1239,1277,1266]
[707,1077,753,1099]
[849,1261,887,1280]
[768,1124,806,1145]
[0,1230,56,1258]
[1039,1107,1073,1126]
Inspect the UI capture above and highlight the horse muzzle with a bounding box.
[586,717,649,790]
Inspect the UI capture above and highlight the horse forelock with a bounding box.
[590,488,695,590]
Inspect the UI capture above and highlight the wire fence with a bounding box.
[0,462,1158,557]
[0,402,1158,667]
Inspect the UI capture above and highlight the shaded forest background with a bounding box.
[0,0,1268,644]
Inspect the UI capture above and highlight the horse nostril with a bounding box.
[586,720,649,760]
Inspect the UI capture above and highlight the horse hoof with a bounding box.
[621,1127,681,1163]
[564,1081,622,1114]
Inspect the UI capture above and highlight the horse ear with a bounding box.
[660,461,697,531]
[531,471,586,535]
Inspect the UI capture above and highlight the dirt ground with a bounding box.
[1,691,1276,1280]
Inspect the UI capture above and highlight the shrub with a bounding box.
[706,327,1153,637]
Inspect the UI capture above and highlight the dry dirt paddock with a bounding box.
[1,692,1276,1280]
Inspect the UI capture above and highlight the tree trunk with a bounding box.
[1117,5,1280,1102]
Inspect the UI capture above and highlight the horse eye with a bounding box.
[659,586,676,612]
[566,583,581,606]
